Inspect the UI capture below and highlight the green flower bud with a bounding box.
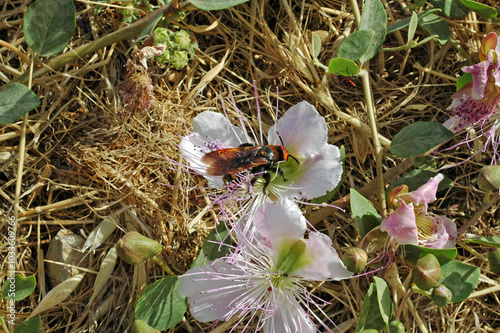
[389,321,406,333]
[341,247,368,273]
[153,27,172,45]
[131,319,161,333]
[430,284,452,307]
[118,231,162,265]
[413,254,442,291]
[156,50,172,65]
[173,30,191,50]
[477,165,500,191]
[170,50,189,70]
[487,247,500,275]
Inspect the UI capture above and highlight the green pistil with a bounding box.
[275,239,308,275]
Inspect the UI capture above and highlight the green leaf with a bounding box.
[408,12,419,42]
[127,12,164,54]
[14,317,43,333]
[438,261,480,302]
[389,122,454,157]
[403,244,457,266]
[463,235,500,248]
[312,32,321,59]
[458,0,498,18]
[0,83,40,124]
[131,319,159,333]
[430,0,469,18]
[135,276,187,330]
[415,0,428,6]
[419,14,450,44]
[190,0,250,10]
[457,73,473,91]
[190,223,231,269]
[359,0,387,63]
[355,276,393,332]
[337,30,374,61]
[1,274,37,301]
[386,169,453,193]
[311,146,345,204]
[24,0,76,56]
[387,9,442,34]
[328,58,359,76]
[413,156,437,170]
[350,189,383,238]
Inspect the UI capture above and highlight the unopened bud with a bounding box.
[389,321,406,333]
[170,51,189,70]
[413,254,442,291]
[118,231,162,265]
[477,165,500,191]
[342,247,368,273]
[487,247,500,275]
[431,284,452,307]
[174,30,191,50]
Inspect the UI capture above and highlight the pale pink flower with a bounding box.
[380,174,457,249]
[445,32,500,164]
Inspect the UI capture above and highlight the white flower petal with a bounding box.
[178,259,247,322]
[262,297,315,333]
[253,199,306,248]
[294,232,353,281]
[268,101,327,159]
[290,144,343,199]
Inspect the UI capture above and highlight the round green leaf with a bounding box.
[0,83,40,124]
[430,0,469,18]
[438,261,480,302]
[458,0,497,19]
[359,0,387,63]
[328,58,359,76]
[389,122,454,158]
[350,189,382,239]
[403,244,457,266]
[355,277,393,332]
[457,73,473,91]
[2,274,37,301]
[419,14,450,45]
[337,30,374,61]
[24,0,76,56]
[190,222,231,269]
[14,317,43,333]
[135,276,187,330]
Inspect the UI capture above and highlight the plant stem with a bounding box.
[151,255,176,276]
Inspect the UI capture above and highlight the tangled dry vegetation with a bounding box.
[1,0,500,332]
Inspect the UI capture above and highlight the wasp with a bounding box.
[201,137,299,192]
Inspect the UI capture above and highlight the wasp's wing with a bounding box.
[201,147,268,176]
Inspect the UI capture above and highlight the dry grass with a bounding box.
[1,0,500,332]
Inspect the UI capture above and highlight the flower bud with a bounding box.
[387,185,408,208]
[477,165,500,191]
[430,284,452,307]
[173,30,191,50]
[413,254,442,291]
[170,50,189,70]
[118,231,162,265]
[389,320,406,333]
[487,247,500,275]
[341,247,368,273]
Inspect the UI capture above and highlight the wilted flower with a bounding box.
[444,32,500,164]
[179,199,352,332]
[380,174,457,249]
[179,100,343,226]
